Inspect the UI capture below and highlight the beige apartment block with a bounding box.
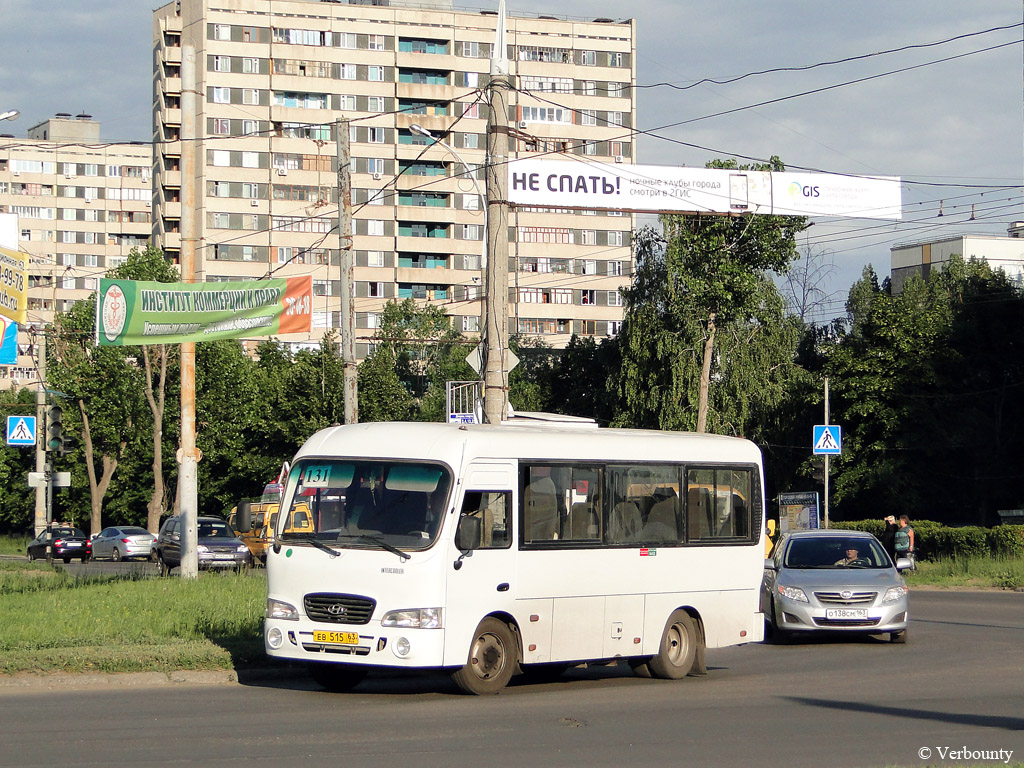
[890,224,1024,294]
[0,115,152,389]
[153,0,636,356]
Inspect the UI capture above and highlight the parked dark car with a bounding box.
[155,515,251,575]
[27,526,92,563]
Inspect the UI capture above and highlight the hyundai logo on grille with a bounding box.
[840,590,853,600]
[327,603,347,616]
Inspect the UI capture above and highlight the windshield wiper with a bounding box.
[284,532,340,558]
[337,534,410,562]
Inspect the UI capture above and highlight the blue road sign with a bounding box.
[813,425,841,455]
[6,415,37,447]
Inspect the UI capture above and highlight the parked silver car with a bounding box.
[761,529,910,643]
[91,526,156,561]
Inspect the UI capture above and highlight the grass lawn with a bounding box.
[0,563,268,675]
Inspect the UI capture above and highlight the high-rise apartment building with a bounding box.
[152,0,636,356]
[0,115,152,388]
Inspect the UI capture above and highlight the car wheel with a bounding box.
[27,549,35,561]
[82,554,90,563]
[647,609,699,680]
[112,547,122,562]
[307,662,367,692]
[62,556,71,564]
[451,617,518,695]
[158,554,170,576]
[890,628,907,644]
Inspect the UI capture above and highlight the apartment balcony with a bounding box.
[395,234,452,254]
[162,46,182,64]
[164,108,182,127]
[163,76,182,95]
[396,265,461,285]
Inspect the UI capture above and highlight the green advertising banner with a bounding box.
[96,277,313,346]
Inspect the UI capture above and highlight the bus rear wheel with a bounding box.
[451,618,517,695]
[646,609,698,680]
[307,662,367,692]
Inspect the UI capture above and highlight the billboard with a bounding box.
[507,159,902,220]
[0,245,29,325]
[778,491,821,534]
[96,276,313,346]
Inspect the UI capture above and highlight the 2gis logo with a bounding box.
[788,181,820,198]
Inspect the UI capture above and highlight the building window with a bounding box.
[242,89,259,105]
[313,280,330,296]
[367,251,385,267]
[581,230,596,245]
[243,120,259,136]
[368,34,385,51]
[241,152,259,169]
[462,315,480,332]
[337,32,357,49]
[212,87,230,104]
[367,96,384,113]
[608,231,623,247]
[242,57,259,73]
[463,224,481,240]
[463,133,479,149]
[367,127,385,143]
[462,41,480,58]
[608,321,622,336]
[339,94,356,111]
[608,290,623,307]
[581,260,597,275]
[214,24,231,41]
[607,260,624,276]
[213,55,230,72]
[609,52,624,67]
[339,63,356,80]
[367,220,385,236]
[367,66,385,82]
[580,50,597,66]
[581,290,597,306]
[582,80,597,96]
[580,110,596,126]
[212,118,230,135]
[368,282,384,297]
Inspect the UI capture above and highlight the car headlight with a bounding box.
[266,598,299,620]
[883,586,908,603]
[197,544,210,554]
[380,608,443,629]
[777,584,809,603]
[236,544,249,553]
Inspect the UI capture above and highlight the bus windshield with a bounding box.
[278,459,452,552]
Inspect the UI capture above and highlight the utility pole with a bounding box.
[336,119,357,424]
[178,43,199,579]
[483,0,512,424]
[34,331,46,536]
[823,376,830,529]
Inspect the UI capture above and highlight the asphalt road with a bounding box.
[1,590,1021,768]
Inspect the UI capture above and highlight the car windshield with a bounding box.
[278,459,452,552]
[198,521,233,538]
[783,537,890,569]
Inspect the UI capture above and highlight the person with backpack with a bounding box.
[894,515,915,567]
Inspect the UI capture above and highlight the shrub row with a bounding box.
[831,520,1024,561]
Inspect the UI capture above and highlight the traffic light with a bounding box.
[45,405,63,453]
[809,459,826,483]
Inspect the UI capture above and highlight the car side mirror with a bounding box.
[895,557,913,571]
[172,532,180,541]
[763,558,776,570]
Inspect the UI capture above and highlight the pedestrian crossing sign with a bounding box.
[6,415,37,447]
[813,425,841,455]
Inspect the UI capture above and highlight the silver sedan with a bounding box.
[761,529,911,643]
[91,526,157,561]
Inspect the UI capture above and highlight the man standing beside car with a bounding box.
[880,515,898,562]
[895,515,915,567]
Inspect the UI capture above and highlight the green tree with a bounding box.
[659,158,809,432]
[0,387,37,532]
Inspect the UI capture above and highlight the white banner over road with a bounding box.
[507,159,902,220]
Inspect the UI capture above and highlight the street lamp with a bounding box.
[0,110,20,122]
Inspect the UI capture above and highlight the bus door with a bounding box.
[444,461,517,664]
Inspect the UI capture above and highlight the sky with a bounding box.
[0,0,1021,321]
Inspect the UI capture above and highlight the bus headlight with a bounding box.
[381,608,443,629]
[267,626,284,649]
[266,598,299,620]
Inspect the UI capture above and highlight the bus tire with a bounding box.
[307,662,367,692]
[647,609,698,680]
[451,618,517,695]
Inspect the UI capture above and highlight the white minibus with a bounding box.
[264,419,766,694]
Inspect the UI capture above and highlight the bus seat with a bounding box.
[524,476,559,541]
[610,501,642,543]
[641,497,680,542]
[569,502,599,540]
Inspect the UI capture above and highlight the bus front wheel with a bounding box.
[646,609,698,680]
[451,618,517,695]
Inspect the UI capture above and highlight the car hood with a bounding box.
[774,567,903,590]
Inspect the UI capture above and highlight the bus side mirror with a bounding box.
[455,515,482,552]
[236,501,251,532]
